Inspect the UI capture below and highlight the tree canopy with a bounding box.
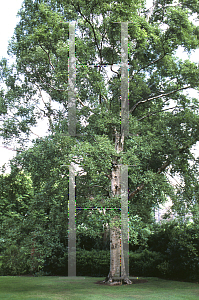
[0,0,199,281]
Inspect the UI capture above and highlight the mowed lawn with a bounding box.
[0,276,199,300]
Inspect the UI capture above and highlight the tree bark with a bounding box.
[103,132,132,285]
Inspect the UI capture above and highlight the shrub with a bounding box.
[148,221,199,281]
[0,244,29,275]
[43,248,165,277]
[76,249,110,277]
[129,249,165,277]
[43,243,68,275]
[43,249,110,277]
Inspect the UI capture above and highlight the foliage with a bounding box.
[129,249,165,277]
[76,249,110,277]
[148,221,199,281]
[0,157,69,276]
[43,243,68,276]
[0,169,33,224]
[0,244,29,276]
[44,249,165,277]
[129,215,152,251]
[0,0,199,280]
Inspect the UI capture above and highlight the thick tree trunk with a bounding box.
[103,215,132,285]
[109,216,121,279]
[103,132,132,285]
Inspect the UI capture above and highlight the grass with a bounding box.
[0,276,199,300]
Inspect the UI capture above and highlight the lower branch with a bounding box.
[129,159,171,201]
[129,141,196,201]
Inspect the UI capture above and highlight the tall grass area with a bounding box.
[0,276,199,300]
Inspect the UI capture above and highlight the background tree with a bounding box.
[0,0,199,284]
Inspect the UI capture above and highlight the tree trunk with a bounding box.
[103,132,132,285]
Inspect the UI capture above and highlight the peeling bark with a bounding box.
[103,131,132,285]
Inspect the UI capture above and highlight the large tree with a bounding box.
[0,0,199,284]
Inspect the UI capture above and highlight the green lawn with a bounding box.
[0,276,198,300]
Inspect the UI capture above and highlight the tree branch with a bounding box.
[35,84,54,131]
[38,75,66,92]
[128,159,171,201]
[39,43,55,71]
[0,145,17,152]
[138,104,198,121]
[110,47,120,76]
[128,142,195,201]
[130,53,166,80]
[77,4,102,64]
[130,85,191,114]
[77,96,85,107]
[37,72,97,114]
[137,105,179,121]
[6,113,41,138]
[128,182,145,200]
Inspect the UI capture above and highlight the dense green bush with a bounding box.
[75,249,165,277]
[148,221,199,281]
[1,216,199,282]
[43,248,165,277]
[76,249,110,277]
[129,249,165,277]
[43,243,68,276]
[0,244,29,275]
[43,249,110,276]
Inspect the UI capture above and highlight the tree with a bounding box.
[0,139,71,275]
[0,0,199,284]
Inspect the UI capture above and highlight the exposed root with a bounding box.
[103,275,132,285]
[123,277,132,285]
